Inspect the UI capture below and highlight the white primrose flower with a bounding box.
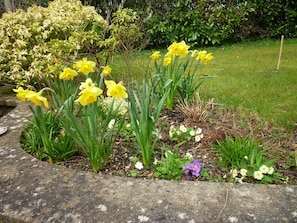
[195,135,201,142]
[189,130,196,136]
[185,152,193,159]
[135,162,144,170]
[259,165,269,174]
[267,167,274,175]
[240,168,248,177]
[254,171,264,180]
[196,128,202,135]
[179,124,187,133]
[230,169,238,178]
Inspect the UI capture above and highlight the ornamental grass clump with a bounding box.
[150,40,214,110]
[16,58,128,172]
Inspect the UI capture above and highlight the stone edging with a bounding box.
[1,99,297,223]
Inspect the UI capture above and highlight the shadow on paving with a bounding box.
[0,97,296,223]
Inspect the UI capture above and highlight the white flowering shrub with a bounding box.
[0,0,116,87]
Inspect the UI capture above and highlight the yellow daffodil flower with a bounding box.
[13,87,49,108]
[13,87,31,101]
[73,57,96,75]
[167,40,189,58]
[105,80,128,99]
[79,78,95,90]
[101,65,112,76]
[163,57,172,66]
[197,51,214,64]
[150,51,161,60]
[75,86,103,106]
[59,67,78,80]
[25,91,49,108]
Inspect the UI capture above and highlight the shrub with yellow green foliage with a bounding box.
[0,0,117,87]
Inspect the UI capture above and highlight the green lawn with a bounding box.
[110,38,297,131]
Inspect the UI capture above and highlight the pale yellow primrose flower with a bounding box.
[167,40,189,58]
[240,168,248,177]
[231,169,238,178]
[268,167,274,175]
[101,65,112,76]
[259,165,269,174]
[150,51,161,60]
[73,57,96,75]
[59,67,78,80]
[254,170,264,180]
[105,80,128,99]
[179,124,187,133]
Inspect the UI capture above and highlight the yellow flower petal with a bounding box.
[150,51,161,60]
[59,67,78,80]
[105,80,128,99]
[167,41,189,58]
[73,57,96,75]
[101,65,112,76]
[75,86,103,106]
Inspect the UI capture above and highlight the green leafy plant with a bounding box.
[16,57,128,173]
[151,41,213,110]
[128,75,171,168]
[154,148,190,180]
[213,136,283,184]
[169,124,203,147]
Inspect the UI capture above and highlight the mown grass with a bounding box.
[110,38,297,131]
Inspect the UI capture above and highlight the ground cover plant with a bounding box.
[15,39,297,185]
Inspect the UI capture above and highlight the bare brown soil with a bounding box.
[55,100,297,185]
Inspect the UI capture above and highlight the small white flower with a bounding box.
[108,119,115,129]
[126,123,131,128]
[195,135,201,142]
[244,156,248,160]
[200,134,204,139]
[259,165,269,174]
[176,130,181,136]
[189,130,196,136]
[240,168,248,177]
[135,162,143,170]
[254,171,264,180]
[185,152,193,159]
[179,124,187,133]
[153,158,158,165]
[231,169,238,178]
[195,128,202,135]
[267,167,274,175]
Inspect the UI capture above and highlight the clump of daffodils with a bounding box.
[169,124,203,143]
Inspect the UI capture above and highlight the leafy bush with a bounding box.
[144,0,252,47]
[0,0,114,87]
